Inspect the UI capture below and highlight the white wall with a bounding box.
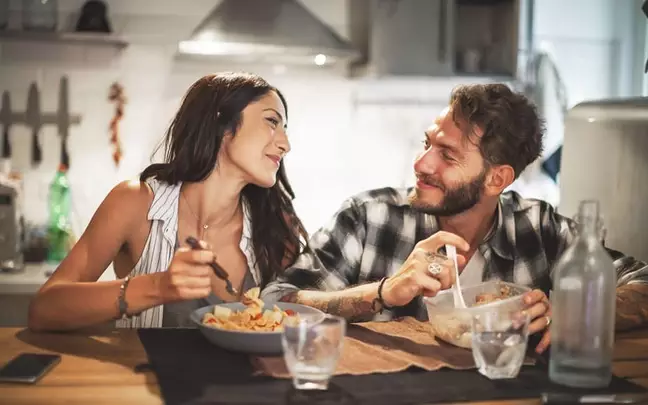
[534,0,645,102]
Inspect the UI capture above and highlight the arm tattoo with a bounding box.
[615,284,648,331]
[278,292,299,303]
[279,289,379,322]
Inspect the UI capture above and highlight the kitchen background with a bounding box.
[0,0,647,325]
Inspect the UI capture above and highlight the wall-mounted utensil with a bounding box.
[0,77,80,170]
[58,76,70,169]
[25,83,42,166]
[0,91,11,172]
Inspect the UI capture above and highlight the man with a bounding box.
[262,84,648,354]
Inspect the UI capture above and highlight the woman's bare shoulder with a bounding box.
[110,180,153,202]
[96,180,155,221]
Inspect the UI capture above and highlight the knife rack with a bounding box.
[0,76,81,168]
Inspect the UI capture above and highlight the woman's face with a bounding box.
[222,91,290,188]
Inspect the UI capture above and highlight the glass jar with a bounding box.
[22,0,58,32]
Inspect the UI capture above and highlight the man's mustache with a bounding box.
[415,173,445,191]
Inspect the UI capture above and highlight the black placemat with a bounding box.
[138,329,645,405]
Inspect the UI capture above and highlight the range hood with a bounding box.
[178,0,359,66]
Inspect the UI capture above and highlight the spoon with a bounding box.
[445,244,467,308]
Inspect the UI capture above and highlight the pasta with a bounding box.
[473,285,514,306]
[429,286,520,348]
[201,287,299,332]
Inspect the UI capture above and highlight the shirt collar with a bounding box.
[485,197,515,260]
[241,197,252,242]
[147,179,181,245]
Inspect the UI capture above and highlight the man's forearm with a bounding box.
[279,282,382,322]
[615,283,648,331]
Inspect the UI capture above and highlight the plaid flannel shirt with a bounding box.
[262,187,648,320]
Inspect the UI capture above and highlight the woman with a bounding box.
[28,72,308,331]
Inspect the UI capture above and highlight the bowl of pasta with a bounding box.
[190,287,325,355]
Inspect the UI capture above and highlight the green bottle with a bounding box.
[46,164,72,263]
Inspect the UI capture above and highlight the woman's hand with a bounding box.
[157,246,214,302]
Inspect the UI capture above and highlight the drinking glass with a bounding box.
[281,314,346,390]
[471,310,530,379]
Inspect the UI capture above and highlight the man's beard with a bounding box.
[409,169,487,216]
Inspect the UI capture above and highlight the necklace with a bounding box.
[181,190,215,238]
[181,190,240,238]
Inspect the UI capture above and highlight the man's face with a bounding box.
[409,107,489,216]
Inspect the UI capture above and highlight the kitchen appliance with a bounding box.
[0,178,24,272]
[178,0,358,65]
[559,97,648,262]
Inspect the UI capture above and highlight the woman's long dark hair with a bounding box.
[140,72,308,285]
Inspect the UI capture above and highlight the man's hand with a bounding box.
[382,231,470,307]
[616,283,648,331]
[522,289,552,354]
[277,231,469,323]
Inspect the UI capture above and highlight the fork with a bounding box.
[185,236,238,296]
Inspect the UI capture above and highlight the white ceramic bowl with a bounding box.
[190,302,324,356]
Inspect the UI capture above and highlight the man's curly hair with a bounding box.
[449,83,546,178]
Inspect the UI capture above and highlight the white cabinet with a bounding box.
[351,0,520,78]
[454,0,520,77]
[369,0,454,76]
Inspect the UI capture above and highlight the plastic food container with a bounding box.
[423,281,531,349]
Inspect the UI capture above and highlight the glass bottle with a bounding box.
[549,199,616,388]
[46,164,71,263]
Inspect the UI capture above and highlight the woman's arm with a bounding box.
[27,181,164,332]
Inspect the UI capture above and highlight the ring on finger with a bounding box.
[424,251,446,263]
[428,263,443,276]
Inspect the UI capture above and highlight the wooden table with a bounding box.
[0,327,647,405]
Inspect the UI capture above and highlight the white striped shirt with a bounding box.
[116,178,260,328]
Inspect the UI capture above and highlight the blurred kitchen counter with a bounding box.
[0,263,115,327]
[0,263,56,295]
[0,262,116,294]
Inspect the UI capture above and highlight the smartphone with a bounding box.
[0,353,61,384]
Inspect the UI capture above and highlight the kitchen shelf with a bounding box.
[0,30,128,49]
[454,0,518,77]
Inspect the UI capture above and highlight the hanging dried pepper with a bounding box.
[108,82,125,166]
